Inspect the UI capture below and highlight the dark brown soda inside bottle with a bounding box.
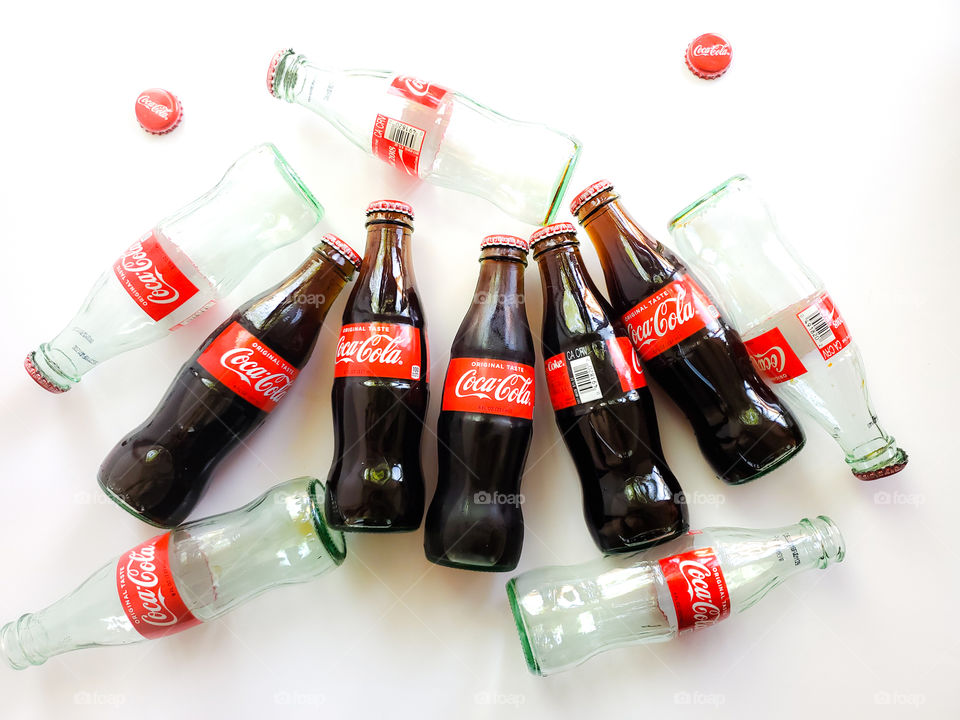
[98,236,359,527]
[532,223,687,553]
[324,201,429,532]
[571,181,805,484]
[424,235,535,572]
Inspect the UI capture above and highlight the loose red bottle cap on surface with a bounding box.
[366,200,414,220]
[24,353,68,394]
[685,33,732,79]
[135,88,183,135]
[267,48,294,97]
[569,180,615,215]
[530,222,577,245]
[481,234,529,252]
[320,233,362,270]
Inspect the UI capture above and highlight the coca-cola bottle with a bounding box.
[668,175,908,479]
[531,223,687,553]
[98,234,360,527]
[507,515,845,676]
[325,201,428,531]
[423,234,535,572]
[1,476,345,669]
[266,49,581,225]
[25,144,324,393]
[571,181,805,484]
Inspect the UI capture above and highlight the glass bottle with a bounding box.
[668,175,907,479]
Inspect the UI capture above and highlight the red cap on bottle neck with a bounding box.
[569,180,614,215]
[530,222,577,246]
[319,233,361,270]
[366,200,414,220]
[481,234,528,253]
[267,48,294,97]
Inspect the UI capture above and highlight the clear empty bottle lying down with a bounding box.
[25,143,324,393]
[507,516,845,676]
[668,176,907,480]
[1,477,345,669]
[267,49,581,225]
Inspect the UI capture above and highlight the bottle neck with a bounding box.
[356,220,416,316]
[272,53,335,105]
[473,254,525,306]
[535,240,610,344]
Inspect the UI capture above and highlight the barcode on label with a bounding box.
[384,119,424,151]
[798,304,835,348]
[569,356,602,403]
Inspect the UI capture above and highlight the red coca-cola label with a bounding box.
[796,292,852,361]
[607,336,648,394]
[113,233,200,321]
[116,533,201,639]
[545,338,644,411]
[372,113,425,176]
[196,321,299,412]
[441,357,534,419]
[659,547,730,633]
[334,322,424,381]
[388,75,450,109]
[622,275,720,361]
[743,327,807,383]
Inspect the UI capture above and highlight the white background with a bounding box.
[0,1,957,718]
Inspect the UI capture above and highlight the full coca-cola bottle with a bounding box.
[98,234,361,527]
[507,515,845,676]
[324,201,429,532]
[1,477,345,669]
[424,235,535,572]
[25,144,324,393]
[531,223,687,553]
[571,181,805,484]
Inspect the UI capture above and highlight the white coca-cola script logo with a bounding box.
[546,357,565,373]
[677,558,724,631]
[336,333,407,366]
[219,348,292,403]
[692,43,731,57]
[138,94,172,119]
[751,345,786,374]
[454,369,533,406]
[119,242,181,305]
[123,545,178,628]
[631,285,696,348]
[396,76,432,98]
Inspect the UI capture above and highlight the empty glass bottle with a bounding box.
[25,143,323,393]
[668,175,907,479]
[507,516,845,676]
[267,49,581,225]
[1,477,345,669]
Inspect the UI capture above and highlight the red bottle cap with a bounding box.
[570,180,614,216]
[24,353,68,394]
[267,48,294,97]
[481,234,529,252]
[366,200,414,220]
[320,233,362,270]
[135,88,183,135]
[685,33,732,79]
[530,222,577,246]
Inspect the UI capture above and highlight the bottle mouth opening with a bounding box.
[261,143,325,221]
[668,174,750,230]
[542,142,581,225]
[309,480,347,565]
[505,579,542,676]
[804,515,846,566]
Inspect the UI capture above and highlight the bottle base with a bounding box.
[851,449,908,481]
[327,520,421,534]
[96,477,176,529]
[424,550,518,573]
[505,578,542,676]
[597,517,689,555]
[718,434,806,485]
